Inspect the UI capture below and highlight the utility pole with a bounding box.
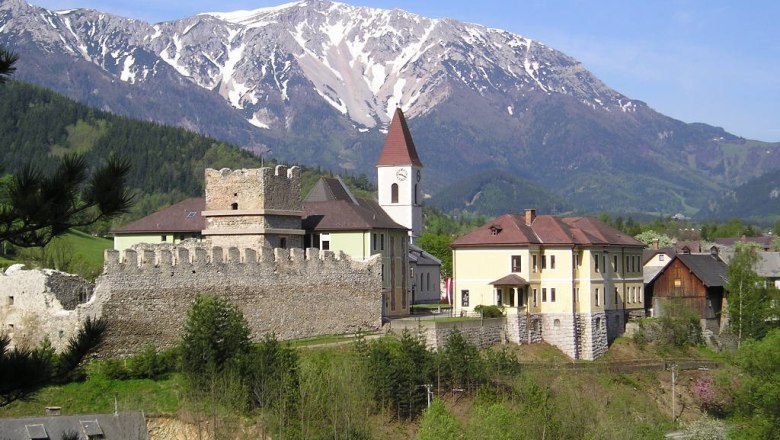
[422,384,433,407]
[671,364,678,425]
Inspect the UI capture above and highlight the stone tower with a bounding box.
[201,165,305,250]
[376,108,423,242]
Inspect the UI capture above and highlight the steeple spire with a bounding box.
[376,108,423,167]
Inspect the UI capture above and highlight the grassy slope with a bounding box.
[0,339,718,438]
[0,230,112,273]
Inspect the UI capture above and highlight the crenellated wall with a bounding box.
[96,244,382,357]
[1,242,382,357]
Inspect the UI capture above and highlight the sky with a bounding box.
[30,0,780,141]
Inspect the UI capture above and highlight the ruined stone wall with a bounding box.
[0,265,100,352]
[97,245,382,357]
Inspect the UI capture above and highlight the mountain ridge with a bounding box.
[2,0,779,216]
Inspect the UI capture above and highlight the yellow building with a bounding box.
[451,209,645,359]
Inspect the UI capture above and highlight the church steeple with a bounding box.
[376,108,424,242]
[376,108,423,167]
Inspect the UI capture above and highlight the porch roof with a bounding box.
[489,274,529,286]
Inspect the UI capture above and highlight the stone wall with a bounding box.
[389,318,505,350]
[203,166,305,250]
[0,265,99,352]
[97,245,382,357]
[577,312,608,360]
[605,310,626,342]
[505,313,543,345]
[1,243,382,357]
[541,313,578,359]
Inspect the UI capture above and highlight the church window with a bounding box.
[391,183,399,203]
[380,234,385,251]
[420,273,424,292]
[427,273,430,290]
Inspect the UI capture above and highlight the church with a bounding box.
[112,108,441,319]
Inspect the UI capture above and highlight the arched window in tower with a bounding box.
[391,183,399,203]
[414,184,418,204]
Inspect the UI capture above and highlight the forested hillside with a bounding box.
[0,80,372,226]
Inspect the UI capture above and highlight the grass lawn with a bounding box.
[60,230,113,267]
[410,303,452,310]
[0,373,184,418]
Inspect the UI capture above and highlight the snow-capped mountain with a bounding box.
[2,0,779,214]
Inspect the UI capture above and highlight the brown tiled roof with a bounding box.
[376,108,423,167]
[303,198,407,231]
[451,213,644,248]
[490,274,529,285]
[112,198,205,234]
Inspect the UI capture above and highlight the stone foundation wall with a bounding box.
[577,312,608,360]
[541,313,578,359]
[605,310,626,342]
[505,313,542,345]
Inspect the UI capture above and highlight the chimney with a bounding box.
[652,239,659,250]
[524,209,536,226]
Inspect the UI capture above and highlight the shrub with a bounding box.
[416,398,460,440]
[474,304,504,318]
[692,374,732,417]
[127,344,177,380]
[181,294,250,386]
[100,359,131,380]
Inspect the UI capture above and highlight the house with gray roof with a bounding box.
[0,411,148,440]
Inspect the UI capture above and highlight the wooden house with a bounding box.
[648,254,728,332]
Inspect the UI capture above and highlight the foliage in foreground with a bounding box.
[0,316,106,406]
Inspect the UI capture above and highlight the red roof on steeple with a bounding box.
[376,108,423,167]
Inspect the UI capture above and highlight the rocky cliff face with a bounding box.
[2,0,779,214]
